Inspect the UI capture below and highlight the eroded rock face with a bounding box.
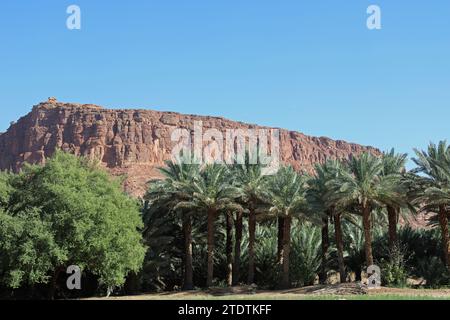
[0,100,380,197]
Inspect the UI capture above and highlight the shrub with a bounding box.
[379,245,409,287]
[290,222,322,287]
[397,227,442,276]
[254,227,279,287]
[240,222,321,289]
[416,257,450,288]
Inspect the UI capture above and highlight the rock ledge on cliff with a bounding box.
[0,100,380,196]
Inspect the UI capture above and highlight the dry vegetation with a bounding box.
[87,284,450,300]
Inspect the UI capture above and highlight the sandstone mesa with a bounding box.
[0,99,380,197]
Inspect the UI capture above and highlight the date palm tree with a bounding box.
[176,164,242,287]
[327,153,383,267]
[145,161,199,290]
[267,166,316,288]
[412,141,450,268]
[308,159,347,283]
[380,149,410,250]
[233,162,268,285]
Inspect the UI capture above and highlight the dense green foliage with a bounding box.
[0,152,146,298]
[140,141,450,291]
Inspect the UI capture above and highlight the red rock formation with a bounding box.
[0,100,380,197]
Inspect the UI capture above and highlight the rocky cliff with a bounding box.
[0,99,380,197]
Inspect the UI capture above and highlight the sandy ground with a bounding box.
[86,286,450,300]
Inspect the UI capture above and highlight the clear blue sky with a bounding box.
[0,1,449,164]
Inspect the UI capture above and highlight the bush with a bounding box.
[290,222,322,287]
[416,257,450,288]
[240,224,279,288]
[240,222,321,289]
[397,227,442,276]
[380,245,409,287]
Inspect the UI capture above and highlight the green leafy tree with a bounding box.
[0,172,13,208]
[2,151,146,298]
[0,208,64,290]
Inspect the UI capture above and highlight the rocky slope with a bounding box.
[0,99,380,197]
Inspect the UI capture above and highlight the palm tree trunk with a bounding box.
[355,265,362,282]
[334,214,346,283]
[438,205,450,268]
[182,214,194,290]
[281,216,292,289]
[277,216,285,264]
[387,205,398,250]
[362,205,374,267]
[233,211,243,285]
[319,215,329,284]
[206,209,216,287]
[226,212,233,287]
[247,208,256,284]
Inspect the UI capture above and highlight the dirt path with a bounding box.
[86,285,450,300]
